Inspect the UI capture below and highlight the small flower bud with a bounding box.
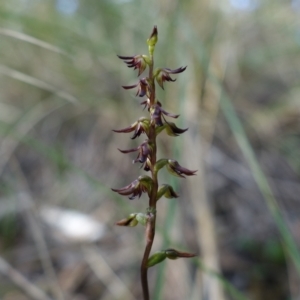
[115,213,139,227]
[147,249,196,268]
[147,26,158,55]
[147,251,167,268]
[157,184,179,200]
[115,212,149,227]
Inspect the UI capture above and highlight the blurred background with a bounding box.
[0,0,300,299]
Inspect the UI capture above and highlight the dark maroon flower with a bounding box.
[150,103,179,126]
[118,140,151,164]
[150,104,164,126]
[166,159,197,178]
[112,175,153,200]
[122,78,149,97]
[117,55,149,76]
[113,117,150,139]
[155,67,187,90]
[155,121,188,136]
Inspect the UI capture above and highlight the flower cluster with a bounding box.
[112,175,152,200]
[111,26,196,300]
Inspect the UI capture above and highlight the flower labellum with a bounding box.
[150,103,180,127]
[122,78,149,97]
[118,140,151,164]
[164,122,188,136]
[155,67,187,90]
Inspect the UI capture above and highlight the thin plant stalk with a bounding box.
[113,26,196,300]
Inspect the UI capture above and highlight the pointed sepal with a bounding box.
[122,78,149,97]
[154,158,168,173]
[157,184,179,200]
[115,212,148,227]
[117,54,149,76]
[111,175,153,200]
[118,140,151,164]
[150,103,179,127]
[155,123,167,136]
[155,122,188,137]
[115,213,139,227]
[166,159,197,178]
[165,122,188,136]
[147,249,197,268]
[165,249,197,260]
[155,66,187,89]
[113,117,150,139]
[147,251,167,268]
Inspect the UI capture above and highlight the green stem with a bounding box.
[140,53,158,300]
